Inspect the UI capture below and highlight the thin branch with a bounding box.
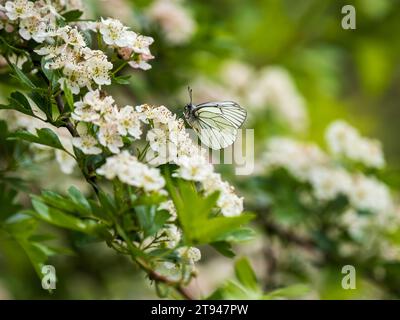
[55,94,78,137]
[146,266,195,300]
[261,219,316,251]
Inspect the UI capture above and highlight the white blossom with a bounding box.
[97,151,165,193]
[5,0,36,20]
[72,135,102,155]
[246,66,308,132]
[99,17,131,47]
[349,174,393,215]
[262,137,329,181]
[164,224,181,248]
[147,0,196,45]
[55,149,76,174]
[309,167,352,201]
[178,246,201,264]
[159,200,177,221]
[116,105,142,139]
[175,155,213,182]
[19,16,47,42]
[326,120,385,169]
[97,123,123,154]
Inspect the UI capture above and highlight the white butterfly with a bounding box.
[183,87,247,150]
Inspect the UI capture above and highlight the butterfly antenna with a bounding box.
[187,86,193,104]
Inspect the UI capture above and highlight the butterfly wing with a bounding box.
[190,101,247,150]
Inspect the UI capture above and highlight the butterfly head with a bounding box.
[184,103,194,121]
[184,86,194,121]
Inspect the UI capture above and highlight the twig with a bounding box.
[55,94,78,137]
[261,219,316,251]
[145,266,195,300]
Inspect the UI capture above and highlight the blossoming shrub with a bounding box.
[246,118,400,296]
[0,0,253,298]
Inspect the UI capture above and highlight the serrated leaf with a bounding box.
[9,128,66,151]
[136,205,170,237]
[194,214,255,244]
[68,186,92,216]
[0,91,34,116]
[29,90,52,119]
[41,190,77,214]
[10,64,36,89]
[164,173,255,245]
[30,198,105,236]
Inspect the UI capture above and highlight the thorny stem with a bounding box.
[114,219,195,300]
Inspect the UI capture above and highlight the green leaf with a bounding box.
[0,183,22,222]
[41,58,59,88]
[17,239,49,276]
[263,284,310,300]
[3,214,49,277]
[234,257,259,291]
[193,214,255,244]
[40,190,77,214]
[3,213,37,235]
[29,90,52,120]
[30,198,106,236]
[113,75,131,85]
[68,186,92,216]
[211,241,235,258]
[136,205,170,237]
[97,190,116,217]
[215,227,256,243]
[9,128,66,151]
[0,91,34,116]
[62,10,84,22]
[10,64,36,89]
[63,84,74,110]
[164,172,255,245]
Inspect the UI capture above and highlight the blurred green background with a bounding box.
[1,0,400,299]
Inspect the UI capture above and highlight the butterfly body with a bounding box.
[183,103,196,123]
[183,88,247,150]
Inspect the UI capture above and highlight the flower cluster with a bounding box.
[1,0,82,42]
[147,0,196,45]
[1,0,247,286]
[0,1,154,95]
[94,17,155,71]
[1,1,243,219]
[36,28,113,93]
[260,129,398,255]
[261,122,394,217]
[96,151,165,193]
[326,120,385,168]
[74,91,245,217]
